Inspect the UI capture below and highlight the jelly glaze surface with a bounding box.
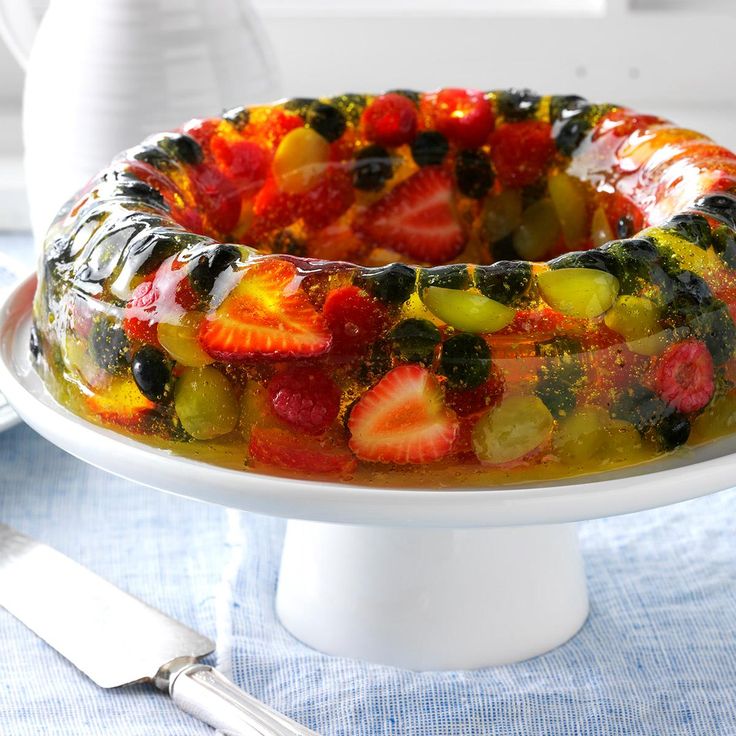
[32,89,736,487]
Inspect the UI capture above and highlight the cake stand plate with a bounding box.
[3,275,735,670]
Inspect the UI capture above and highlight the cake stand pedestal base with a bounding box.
[276,520,589,670]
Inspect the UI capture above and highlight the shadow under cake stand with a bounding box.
[2,275,734,670]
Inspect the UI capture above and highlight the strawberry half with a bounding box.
[198,258,331,360]
[348,364,459,464]
[353,167,466,264]
[249,426,357,476]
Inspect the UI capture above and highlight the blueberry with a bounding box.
[132,345,172,402]
[411,131,449,167]
[386,89,421,106]
[712,225,736,269]
[353,145,394,191]
[548,248,620,275]
[307,102,347,142]
[222,105,251,129]
[283,97,317,118]
[692,303,736,365]
[663,270,714,326]
[495,88,541,121]
[535,374,577,418]
[157,133,203,166]
[534,338,584,417]
[521,179,548,209]
[492,233,523,262]
[655,412,690,451]
[113,180,166,210]
[272,229,307,257]
[661,213,712,249]
[131,144,174,173]
[549,95,587,122]
[610,384,670,434]
[693,192,736,230]
[455,149,494,199]
[555,116,592,156]
[440,333,491,389]
[29,324,40,359]
[190,244,241,296]
[389,318,441,365]
[474,261,532,304]
[418,264,471,292]
[89,317,129,374]
[329,93,367,124]
[124,232,181,277]
[616,214,635,239]
[601,237,661,293]
[359,263,416,304]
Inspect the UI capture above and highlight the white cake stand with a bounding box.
[3,275,735,670]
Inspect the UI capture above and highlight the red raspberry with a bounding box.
[434,88,495,148]
[446,365,505,417]
[191,164,242,233]
[251,177,300,236]
[263,109,304,147]
[268,367,342,435]
[299,164,355,230]
[654,339,715,413]
[323,285,388,358]
[210,136,269,196]
[490,120,554,187]
[362,93,418,147]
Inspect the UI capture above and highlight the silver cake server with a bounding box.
[0,523,318,736]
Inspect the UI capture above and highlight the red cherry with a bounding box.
[434,88,495,148]
[362,93,418,147]
[490,120,554,187]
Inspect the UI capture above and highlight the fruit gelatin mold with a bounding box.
[31,88,736,487]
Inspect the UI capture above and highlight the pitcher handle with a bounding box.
[0,0,38,68]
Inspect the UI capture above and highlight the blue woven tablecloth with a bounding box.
[1,234,736,735]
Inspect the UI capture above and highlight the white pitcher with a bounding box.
[0,0,281,245]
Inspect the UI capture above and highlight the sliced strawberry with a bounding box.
[299,164,355,230]
[490,120,554,188]
[198,258,332,360]
[353,167,466,263]
[210,136,270,196]
[249,426,357,475]
[433,88,494,148]
[268,366,342,434]
[362,93,418,147]
[322,285,388,359]
[348,364,459,464]
[655,339,714,413]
